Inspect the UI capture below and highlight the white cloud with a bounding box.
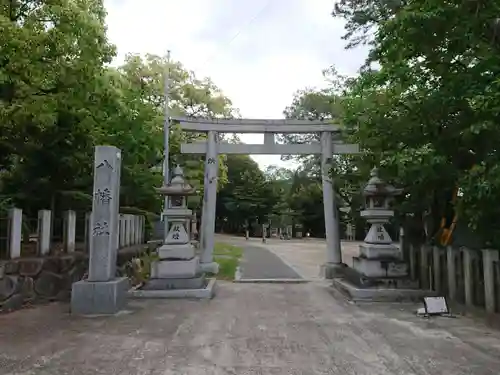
[104,0,368,169]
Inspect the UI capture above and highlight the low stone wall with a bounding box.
[0,246,148,313]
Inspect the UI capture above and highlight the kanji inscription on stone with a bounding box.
[96,159,113,170]
[92,221,110,236]
[88,146,122,282]
[94,188,112,205]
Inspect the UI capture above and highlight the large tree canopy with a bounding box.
[0,1,234,221]
[277,0,500,246]
[328,0,500,246]
[4,0,500,249]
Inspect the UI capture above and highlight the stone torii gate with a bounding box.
[173,117,360,278]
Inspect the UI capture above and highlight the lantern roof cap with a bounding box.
[155,165,197,196]
[363,167,402,197]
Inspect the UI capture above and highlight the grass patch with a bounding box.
[211,242,243,280]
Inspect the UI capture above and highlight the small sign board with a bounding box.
[423,296,449,315]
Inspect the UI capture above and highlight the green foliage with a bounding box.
[0,2,234,220]
[127,250,160,285]
[330,0,500,246]
[212,242,243,280]
[216,155,281,233]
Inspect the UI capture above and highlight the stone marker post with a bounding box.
[8,208,22,259]
[71,146,128,315]
[63,210,76,252]
[37,210,51,256]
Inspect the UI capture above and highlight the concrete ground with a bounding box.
[2,236,500,374]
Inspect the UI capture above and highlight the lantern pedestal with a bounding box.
[331,168,435,301]
[129,165,216,299]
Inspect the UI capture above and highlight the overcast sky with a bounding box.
[104,0,367,168]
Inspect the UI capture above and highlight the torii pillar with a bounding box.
[320,131,345,278]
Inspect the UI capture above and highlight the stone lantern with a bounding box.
[361,167,402,248]
[352,167,407,280]
[144,165,205,290]
[332,168,431,301]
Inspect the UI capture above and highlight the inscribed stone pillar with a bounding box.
[200,130,219,273]
[63,210,76,252]
[320,131,342,278]
[71,145,128,315]
[8,208,22,259]
[88,146,121,281]
[37,210,51,256]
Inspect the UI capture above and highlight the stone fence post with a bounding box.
[446,246,457,301]
[84,212,91,252]
[119,214,125,248]
[134,215,140,245]
[482,249,499,314]
[8,208,22,259]
[126,214,133,246]
[63,210,76,252]
[463,247,475,308]
[37,209,51,256]
[140,215,146,243]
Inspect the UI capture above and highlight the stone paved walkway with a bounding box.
[3,236,500,374]
[238,244,302,279]
[216,235,361,280]
[2,282,500,374]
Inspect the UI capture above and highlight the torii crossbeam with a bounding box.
[173,116,360,279]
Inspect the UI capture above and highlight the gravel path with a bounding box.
[2,282,500,374]
[239,244,302,279]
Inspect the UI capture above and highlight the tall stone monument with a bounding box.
[140,165,213,294]
[71,146,129,315]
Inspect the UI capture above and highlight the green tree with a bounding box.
[216,155,280,234]
[0,1,236,223]
[334,0,500,246]
[0,0,115,215]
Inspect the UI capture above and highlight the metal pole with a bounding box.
[162,51,171,239]
[163,50,171,191]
